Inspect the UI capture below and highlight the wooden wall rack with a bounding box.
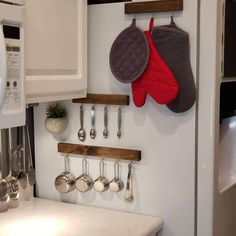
[125,0,183,14]
[58,143,141,161]
[72,93,129,106]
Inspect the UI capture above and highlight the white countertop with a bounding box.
[0,198,163,236]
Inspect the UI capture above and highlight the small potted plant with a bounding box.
[45,103,68,134]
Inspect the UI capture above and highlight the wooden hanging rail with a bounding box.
[72,93,130,106]
[125,0,183,14]
[58,143,141,161]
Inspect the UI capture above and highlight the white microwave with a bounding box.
[0,1,25,129]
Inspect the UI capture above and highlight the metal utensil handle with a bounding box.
[26,125,33,167]
[125,163,133,202]
[22,126,26,170]
[104,107,108,128]
[15,147,24,175]
[80,105,84,128]
[91,106,96,128]
[64,155,70,173]
[82,158,88,175]
[8,128,14,176]
[118,107,121,130]
[129,165,133,198]
[114,162,120,179]
[126,164,132,190]
[99,160,105,177]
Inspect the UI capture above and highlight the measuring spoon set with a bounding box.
[78,105,122,142]
[55,156,134,203]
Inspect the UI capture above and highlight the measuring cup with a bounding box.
[94,161,109,192]
[109,162,124,192]
[76,158,93,193]
[55,155,76,193]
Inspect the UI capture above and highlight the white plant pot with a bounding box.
[45,117,68,134]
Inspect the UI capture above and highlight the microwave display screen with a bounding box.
[224,0,236,77]
[3,25,20,40]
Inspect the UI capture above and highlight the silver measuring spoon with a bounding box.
[78,105,86,142]
[90,105,96,139]
[117,107,122,139]
[103,106,108,138]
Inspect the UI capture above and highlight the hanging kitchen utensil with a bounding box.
[6,129,20,209]
[109,162,124,192]
[103,106,108,139]
[151,16,196,113]
[17,127,28,190]
[109,18,149,83]
[25,125,36,186]
[131,17,179,107]
[76,158,93,193]
[94,160,109,192]
[89,105,96,139]
[124,163,134,203]
[117,107,122,139]
[78,105,86,142]
[0,142,9,213]
[55,155,76,193]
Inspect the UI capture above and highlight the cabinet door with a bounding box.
[25,0,87,103]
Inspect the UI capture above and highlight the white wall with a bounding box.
[34,2,198,236]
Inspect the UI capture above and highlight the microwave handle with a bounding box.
[0,24,7,109]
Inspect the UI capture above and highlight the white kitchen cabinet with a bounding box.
[25,0,87,103]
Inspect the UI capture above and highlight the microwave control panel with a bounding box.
[3,25,23,112]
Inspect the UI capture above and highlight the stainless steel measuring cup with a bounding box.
[109,162,124,192]
[55,155,76,193]
[76,158,93,192]
[94,160,109,192]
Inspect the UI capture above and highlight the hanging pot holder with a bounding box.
[151,19,196,113]
[109,18,149,83]
[131,18,179,107]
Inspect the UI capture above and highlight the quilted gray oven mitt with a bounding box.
[152,20,196,113]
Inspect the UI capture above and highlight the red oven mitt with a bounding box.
[132,18,179,107]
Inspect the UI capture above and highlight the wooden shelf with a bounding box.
[72,93,130,106]
[58,143,141,161]
[125,0,183,14]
